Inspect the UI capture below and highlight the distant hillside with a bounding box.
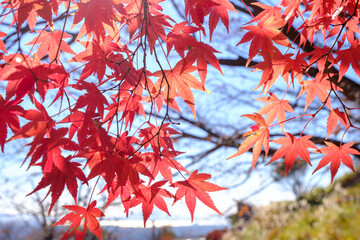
[223,171,360,240]
[0,216,229,240]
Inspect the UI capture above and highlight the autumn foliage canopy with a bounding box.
[0,0,359,239]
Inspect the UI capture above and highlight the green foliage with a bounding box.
[224,171,360,240]
[300,186,332,206]
[228,213,239,226]
[272,203,360,240]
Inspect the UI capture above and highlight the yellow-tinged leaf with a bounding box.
[227,114,270,171]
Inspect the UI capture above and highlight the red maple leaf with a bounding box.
[171,170,226,221]
[266,133,317,176]
[123,0,145,38]
[151,90,182,114]
[120,0,172,53]
[153,61,208,117]
[166,22,199,58]
[139,123,181,153]
[182,42,223,84]
[46,63,70,105]
[104,92,146,129]
[87,152,153,192]
[86,152,119,188]
[1,55,67,102]
[7,0,53,31]
[144,13,172,53]
[124,0,166,40]
[59,110,92,145]
[336,38,360,80]
[313,141,360,183]
[103,178,133,210]
[0,95,23,152]
[26,30,75,61]
[24,127,78,173]
[249,2,282,23]
[72,80,109,118]
[0,55,51,102]
[53,201,105,240]
[143,150,188,184]
[72,0,121,39]
[0,32,7,53]
[227,113,270,171]
[84,131,146,188]
[28,155,87,213]
[308,46,335,74]
[70,38,115,82]
[128,181,173,226]
[326,108,349,139]
[309,0,342,20]
[283,52,309,84]
[184,0,219,32]
[9,99,55,161]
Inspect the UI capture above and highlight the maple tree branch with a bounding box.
[172,112,360,156]
[232,1,314,52]
[218,55,360,106]
[51,1,71,64]
[229,0,360,106]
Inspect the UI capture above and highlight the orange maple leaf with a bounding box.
[313,141,360,183]
[281,0,302,22]
[251,50,294,93]
[227,113,270,171]
[297,73,341,111]
[256,92,294,129]
[237,16,290,66]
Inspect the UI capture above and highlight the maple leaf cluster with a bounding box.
[0,0,234,239]
[229,0,360,184]
[1,0,360,238]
